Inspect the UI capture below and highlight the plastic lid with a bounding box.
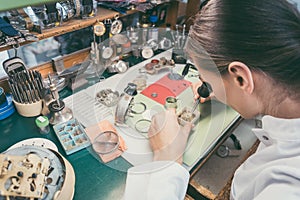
[35,116,49,128]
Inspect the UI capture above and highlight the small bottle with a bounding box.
[35,116,50,135]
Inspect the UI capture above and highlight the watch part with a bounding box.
[129,102,146,114]
[135,119,151,133]
[159,37,172,50]
[141,46,154,59]
[177,106,200,126]
[147,39,159,51]
[95,89,119,107]
[115,93,134,126]
[93,21,106,36]
[115,60,129,73]
[101,46,114,59]
[0,145,75,200]
[164,96,177,109]
[144,57,175,74]
[124,83,137,96]
[127,27,139,43]
[110,18,123,35]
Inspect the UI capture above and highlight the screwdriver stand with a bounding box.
[48,75,73,125]
[49,100,73,125]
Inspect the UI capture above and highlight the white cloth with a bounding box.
[124,161,189,200]
[231,115,300,200]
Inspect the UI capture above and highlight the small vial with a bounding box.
[35,116,50,135]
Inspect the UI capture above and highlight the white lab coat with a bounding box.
[124,161,189,200]
[124,115,300,200]
[231,115,300,200]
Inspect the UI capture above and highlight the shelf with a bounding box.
[0,1,178,51]
[35,7,120,40]
[0,7,137,52]
[0,1,178,78]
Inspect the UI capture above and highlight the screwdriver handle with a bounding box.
[181,63,193,77]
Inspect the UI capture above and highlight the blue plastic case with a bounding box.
[53,118,91,155]
[0,94,15,120]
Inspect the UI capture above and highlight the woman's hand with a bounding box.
[148,108,192,165]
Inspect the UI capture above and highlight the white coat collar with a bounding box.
[252,115,300,146]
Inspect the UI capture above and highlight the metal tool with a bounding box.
[48,74,60,107]
[191,82,212,113]
[47,75,73,125]
[191,99,201,114]
[2,56,44,104]
[181,63,194,78]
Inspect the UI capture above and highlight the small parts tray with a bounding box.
[53,119,90,155]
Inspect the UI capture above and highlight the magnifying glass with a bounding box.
[92,131,120,154]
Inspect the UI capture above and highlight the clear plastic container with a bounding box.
[35,116,50,135]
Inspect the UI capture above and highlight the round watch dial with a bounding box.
[147,39,159,51]
[159,37,172,50]
[94,21,106,36]
[110,19,123,35]
[102,47,114,59]
[141,47,154,59]
[116,60,128,73]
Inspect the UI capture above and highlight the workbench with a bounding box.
[0,50,241,199]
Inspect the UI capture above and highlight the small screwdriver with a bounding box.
[191,82,211,113]
[181,63,195,78]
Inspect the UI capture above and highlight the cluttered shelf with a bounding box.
[0,1,178,52]
[0,7,123,52]
[36,7,121,40]
[33,0,178,40]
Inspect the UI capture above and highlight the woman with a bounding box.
[124,0,300,199]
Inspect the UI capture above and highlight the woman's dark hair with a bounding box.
[189,0,300,97]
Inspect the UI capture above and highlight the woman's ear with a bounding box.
[228,61,254,94]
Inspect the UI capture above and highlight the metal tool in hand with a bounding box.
[180,62,212,113]
[191,82,212,113]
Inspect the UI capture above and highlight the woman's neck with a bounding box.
[265,97,300,119]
